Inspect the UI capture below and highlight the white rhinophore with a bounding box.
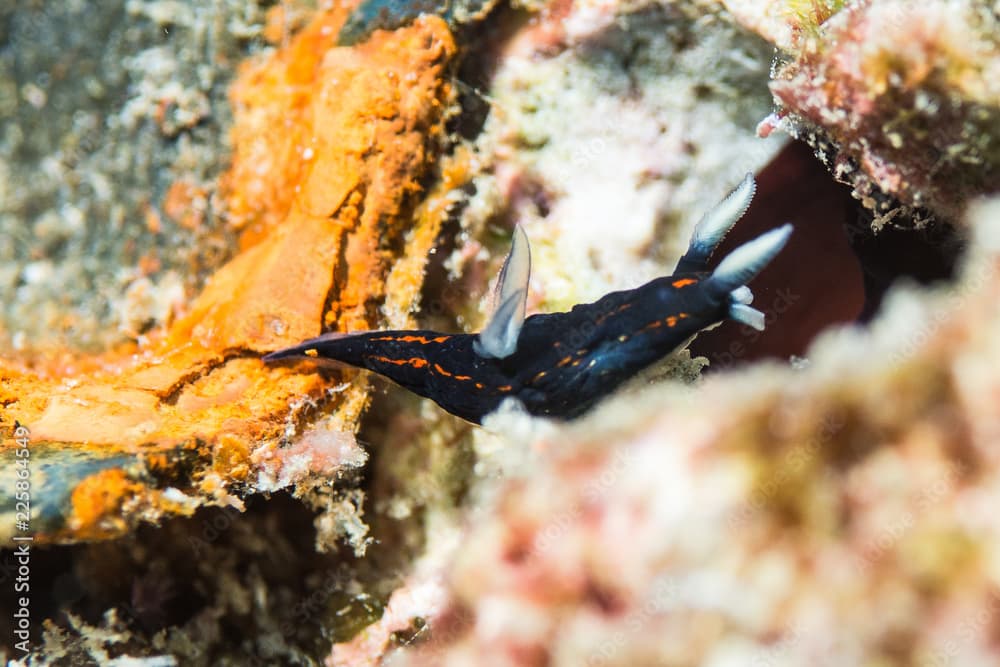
[675,172,757,273]
[475,225,531,359]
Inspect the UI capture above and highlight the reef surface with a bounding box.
[2,0,999,664]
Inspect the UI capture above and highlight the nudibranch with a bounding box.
[265,175,792,423]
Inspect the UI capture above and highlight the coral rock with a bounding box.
[764,0,1000,223]
[0,11,457,546]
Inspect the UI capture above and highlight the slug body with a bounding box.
[265,175,792,424]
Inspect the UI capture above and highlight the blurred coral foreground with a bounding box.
[1,0,999,665]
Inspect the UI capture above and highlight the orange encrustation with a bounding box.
[0,11,459,543]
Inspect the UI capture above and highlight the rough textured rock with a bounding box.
[743,0,1000,225]
[5,0,999,664]
[0,9,457,548]
[0,0,269,353]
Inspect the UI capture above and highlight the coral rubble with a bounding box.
[742,0,1000,224]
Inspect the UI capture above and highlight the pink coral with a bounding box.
[766,0,1000,223]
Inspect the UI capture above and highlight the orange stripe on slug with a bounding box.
[371,355,428,368]
[370,334,451,344]
[594,302,633,325]
[639,320,663,333]
[432,364,472,382]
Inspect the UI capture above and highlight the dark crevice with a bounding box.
[0,493,379,663]
[155,351,244,406]
[845,207,967,322]
[354,378,476,607]
[416,214,471,331]
[690,139,965,371]
[138,442,204,491]
[447,3,529,141]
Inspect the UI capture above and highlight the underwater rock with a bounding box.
[6,0,1000,663]
[739,0,1000,224]
[0,0,269,353]
[0,9,458,547]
